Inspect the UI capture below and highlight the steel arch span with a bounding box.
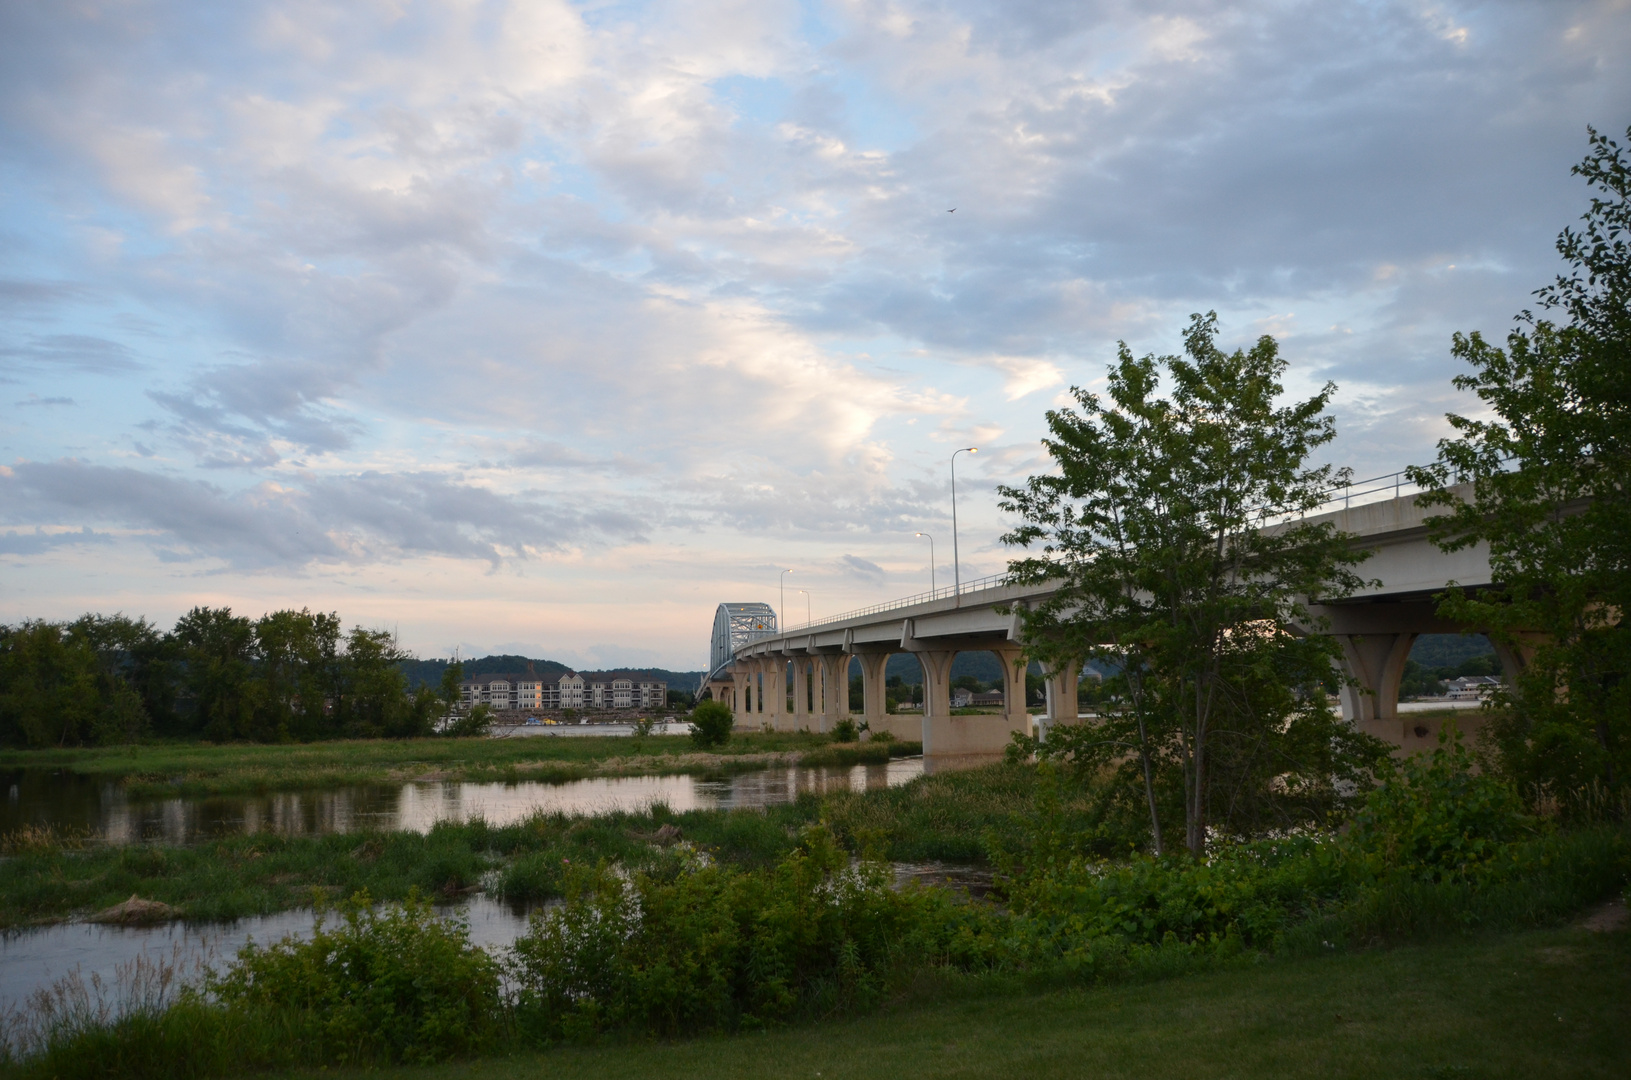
[706,602,777,686]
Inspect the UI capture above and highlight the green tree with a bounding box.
[689,699,734,748]
[335,627,431,739]
[67,613,162,743]
[254,609,341,741]
[173,606,259,741]
[1001,314,1386,857]
[439,657,466,713]
[1407,126,1631,802]
[0,621,102,746]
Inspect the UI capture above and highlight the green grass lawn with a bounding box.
[0,732,916,799]
[278,921,1631,1080]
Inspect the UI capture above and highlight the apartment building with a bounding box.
[459,671,666,712]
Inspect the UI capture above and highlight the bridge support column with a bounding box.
[765,657,789,731]
[1039,660,1082,743]
[818,653,849,734]
[792,656,811,732]
[729,667,748,726]
[994,645,1036,745]
[855,651,907,741]
[915,648,960,756]
[1334,632,1417,744]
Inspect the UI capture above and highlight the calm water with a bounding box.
[2,757,925,844]
[0,863,991,1015]
[0,895,542,1017]
[0,757,951,1016]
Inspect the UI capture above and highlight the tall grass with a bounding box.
[0,762,1011,927]
[0,731,884,799]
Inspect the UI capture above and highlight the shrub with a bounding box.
[442,704,492,738]
[688,700,734,748]
[206,890,502,1064]
[831,717,858,742]
[506,825,974,1041]
[1348,727,1538,884]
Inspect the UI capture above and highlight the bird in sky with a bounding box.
[947,208,956,212]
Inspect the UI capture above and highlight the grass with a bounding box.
[0,733,918,799]
[265,919,1628,1080]
[0,762,1051,927]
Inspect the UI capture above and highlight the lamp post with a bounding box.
[914,532,936,595]
[950,447,977,596]
[779,568,793,630]
[798,588,812,629]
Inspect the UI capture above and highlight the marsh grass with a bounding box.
[3,830,1625,1080]
[0,732,901,800]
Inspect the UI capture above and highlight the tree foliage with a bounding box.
[0,607,439,747]
[1407,126,1631,804]
[689,699,735,748]
[1000,314,1387,857]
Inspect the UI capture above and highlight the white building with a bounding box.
[559,673,586,709]
[1446,675,1501,700]
[457,670,666,712]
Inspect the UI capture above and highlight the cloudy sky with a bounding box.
[1,1,1626,670]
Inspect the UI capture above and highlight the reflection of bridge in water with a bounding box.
[702,478,1539,762]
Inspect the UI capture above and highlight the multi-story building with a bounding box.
[460,677,513,710]
[457,671,666,712]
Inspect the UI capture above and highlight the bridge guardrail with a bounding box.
[763,464,1470,643]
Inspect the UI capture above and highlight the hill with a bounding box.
[398,655,704,691]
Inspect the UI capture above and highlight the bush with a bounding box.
[506,826,975,1042]
[206,891,502,1064]
[688,700,734,748]
[1348,727,1538,884]
[831,717,858,742]
[442,704,492,738]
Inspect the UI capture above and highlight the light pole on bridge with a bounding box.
[779,568,793,629]
[798,588,812,629]
[950,447,977,596]
[915,532,936,595]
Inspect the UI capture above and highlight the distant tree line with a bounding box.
[0,608,443,748]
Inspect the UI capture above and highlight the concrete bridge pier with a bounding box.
[765,656,790,731]
[1333,630,1417,733]
[818,652,849,734]
[1310,600,1526,749]
[994,645,1036,746]
[792,654,812,732]
[854,650,911,741]
[914,647,960,755]
[1039,660,1082,742]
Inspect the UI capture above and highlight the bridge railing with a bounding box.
[778,571,1014,634]
[762,465,1450,644]
[1297,468,1426,517]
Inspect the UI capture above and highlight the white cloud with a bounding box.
[0,0,1626,665]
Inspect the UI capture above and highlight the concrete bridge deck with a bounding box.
[704,481,1531,760]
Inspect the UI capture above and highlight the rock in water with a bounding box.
[90,894,178,925]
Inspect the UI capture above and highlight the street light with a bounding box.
[951,447,977,596]
[914,532,936,595]
[797,588,812,628]
[779,568,793,630]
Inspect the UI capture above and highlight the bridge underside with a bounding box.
[719,598,1538,762]
[715,487,1551,762]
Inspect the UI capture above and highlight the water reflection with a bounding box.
[0,856,993,1016]
[0,895,542,1015]
[1,757,925,845]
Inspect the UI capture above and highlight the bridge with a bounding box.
[701,473,1532,760]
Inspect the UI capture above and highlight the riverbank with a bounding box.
[0,733,920,800]
[269,919,1631,1080]
[0,762,1067,928]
